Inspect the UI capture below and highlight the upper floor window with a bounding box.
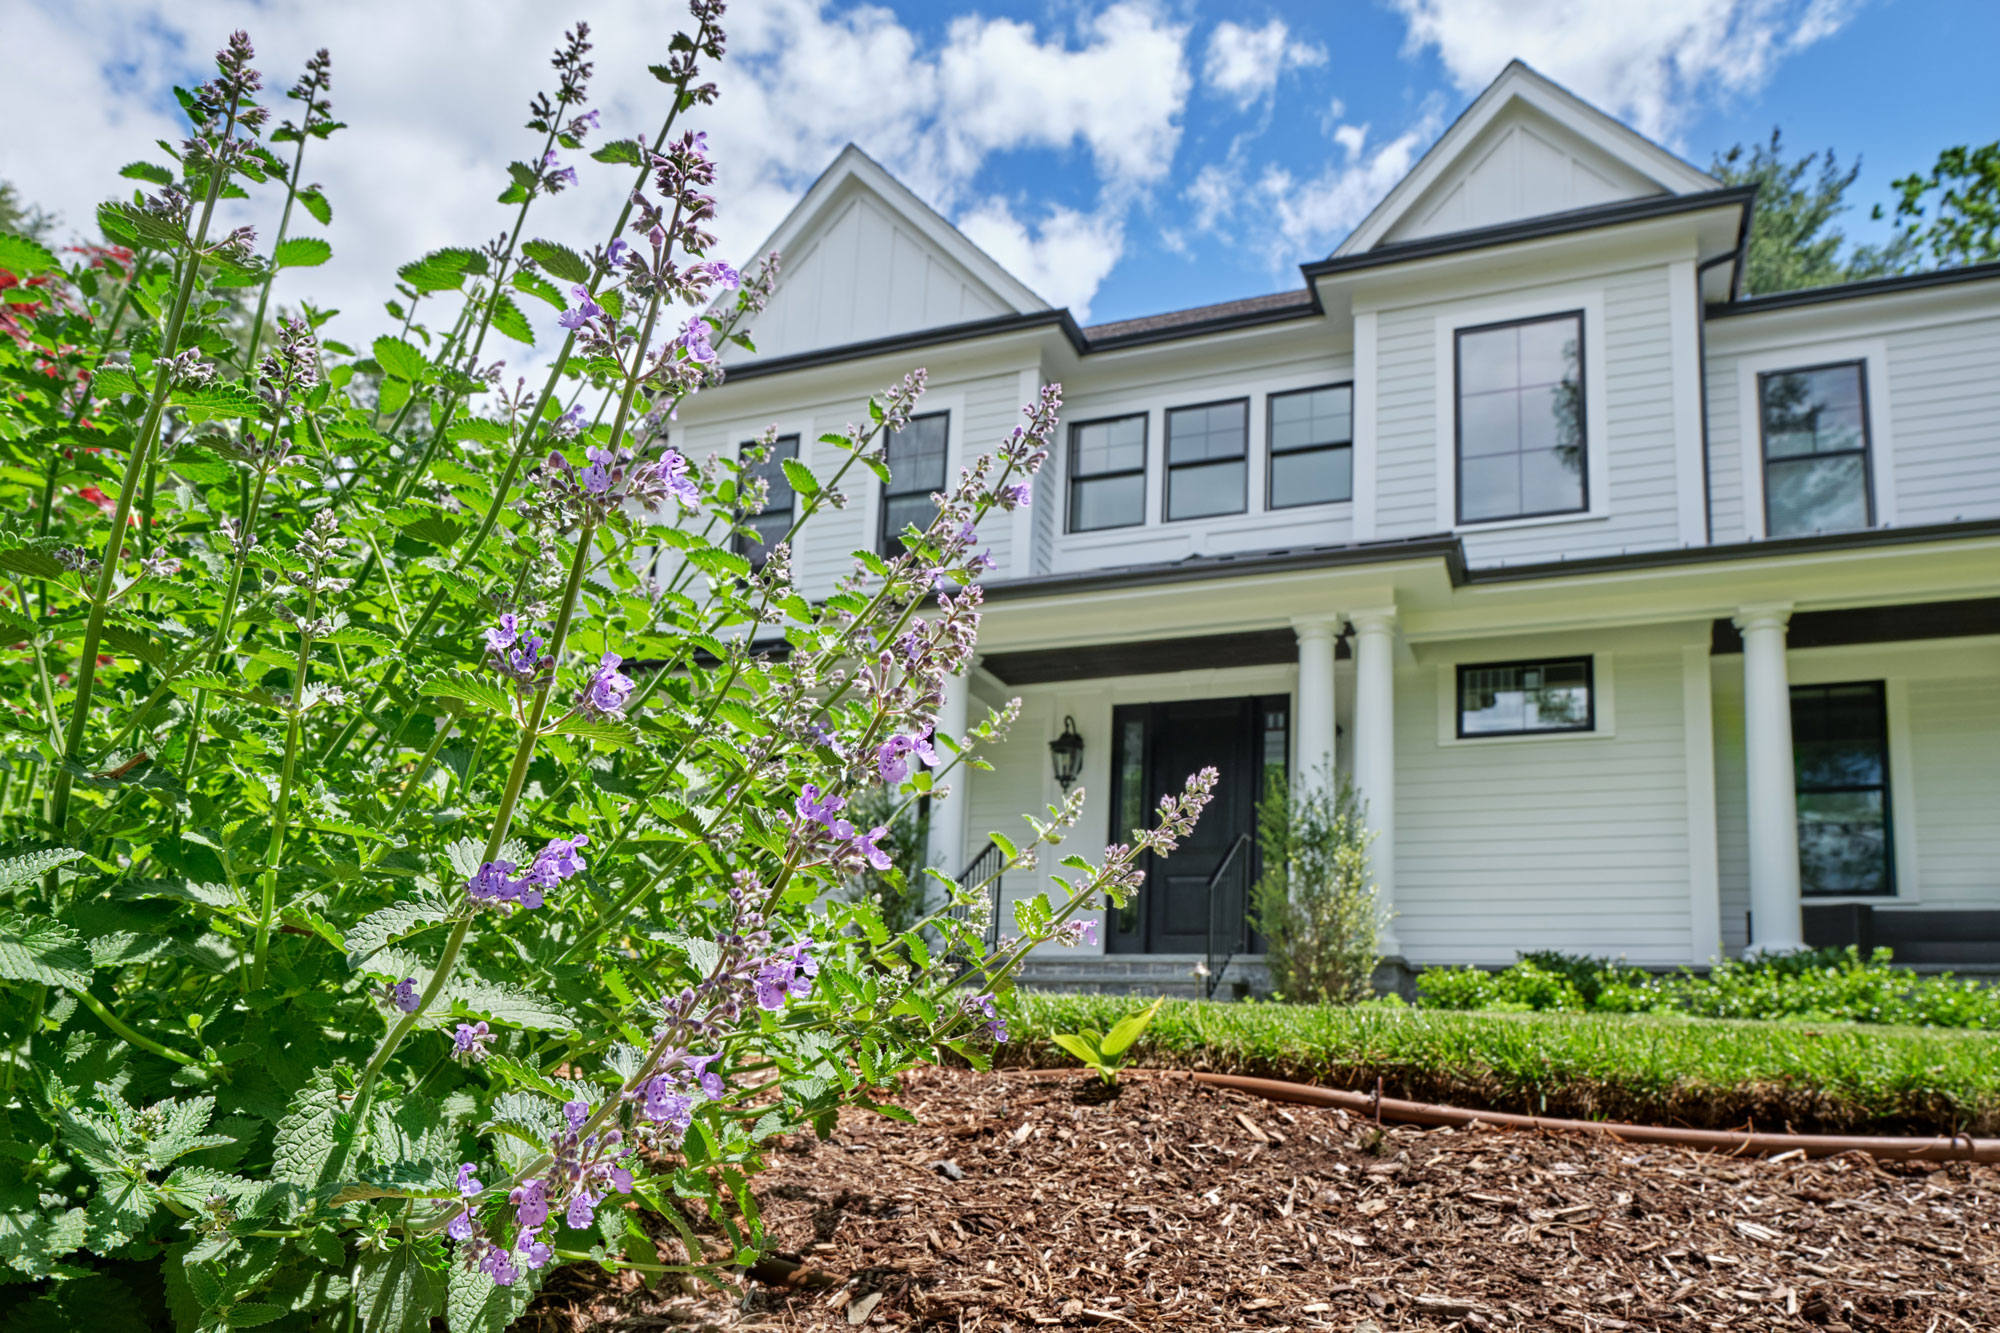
[1455,312,1586,523]
[879,412,948,556]
[1457,657,1594,737]
[1068,413,1147,532]
[1268,384,1353,509]
[734,434,798,569]
[1759,362,1872,538]
[1792,681,1893,896]
[1164,399,1247,521]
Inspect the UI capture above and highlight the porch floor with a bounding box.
[1014,952,1268,998]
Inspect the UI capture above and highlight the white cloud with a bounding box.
[958,200,1124,319]
[1201,19,1327,111]
[1182,105,1445,266]
[1388,0,1858,139]
[0,0,1190,363]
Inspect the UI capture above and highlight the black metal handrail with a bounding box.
[1204,831,1254,999]
[943,840,1005,968]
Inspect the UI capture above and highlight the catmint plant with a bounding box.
[0,5,1215,1329]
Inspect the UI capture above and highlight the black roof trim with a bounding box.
[977,518,2000,603]
[1705,260,2000,318]
[720,309,1084,383]
[981,534,1468,601]
[1461,517,2000,584]
[1299,185,1757,281]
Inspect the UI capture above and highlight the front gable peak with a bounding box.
[724,145,1047,364]
[1335,62,1717,257]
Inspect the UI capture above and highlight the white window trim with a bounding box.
[861,389,965,556]
[1434,287,1610,533]
[1734,338,1896,541]
[1434,652,1616,746]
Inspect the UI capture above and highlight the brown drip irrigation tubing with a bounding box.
[1191,1072,2000,1164]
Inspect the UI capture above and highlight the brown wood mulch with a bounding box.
[533,1066,1999,1332]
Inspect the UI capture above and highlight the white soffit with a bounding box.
[1335,61,1718,257]
[721,144,1047,363]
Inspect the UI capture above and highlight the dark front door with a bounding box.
[1107,695,1288,954]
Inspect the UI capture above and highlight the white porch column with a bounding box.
[1348,607,1401,957]
[1736,604,1805,955]
[925,666,974,884]
[1292,617,1339,794]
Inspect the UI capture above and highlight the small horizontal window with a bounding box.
[1164,399,1247,521]
[1457,657,1594,737]
[1268,384,1352,509]
[1068,414,1147,532]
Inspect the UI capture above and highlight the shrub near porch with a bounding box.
[1006,992,2000,1135]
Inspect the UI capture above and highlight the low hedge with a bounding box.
[1418,947,2000,1028]
[1002,992,2000,1136]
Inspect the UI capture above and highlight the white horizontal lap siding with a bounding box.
[1396,649,1692,964]
[1885,316,2000,526]
[1902,675,2000,910]
[1370,309,1439,538]
[1458,266,1682,564]
[963,691,1050,921]
[962,373,1031,572]
[1704,357,1745,543]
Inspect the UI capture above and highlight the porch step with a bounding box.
[1014,953,1271,999]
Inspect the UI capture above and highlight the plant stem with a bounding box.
[70,987,204,1067]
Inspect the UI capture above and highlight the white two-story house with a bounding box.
[677,62,2000,991]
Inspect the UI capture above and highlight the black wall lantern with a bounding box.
[1048,715,1085,792]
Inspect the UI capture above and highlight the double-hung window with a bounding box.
[1457,657,1594,737]
[1067,414,1147,532]
[1455,312,1587,523]
[1792,682,1894,896]
[1267,384,1353,508]
[879,412,948,557]
[1759,362,1872,537]
[734,434,798,570]
[1163,399,1247,521]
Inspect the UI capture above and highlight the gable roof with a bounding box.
[721,144,1048,363]
[1333,61,1717,257]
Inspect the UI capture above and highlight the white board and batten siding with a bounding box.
[1703,308,2000,543]
[1395,629,1702,965]
[1714,638,2000,952]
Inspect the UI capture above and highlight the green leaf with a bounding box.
[447,1258,537,1333]
[551,715,638,746]
[519,238,589,284]
[225,1303,286,1328]
[86,1174,158,1249]
[420,670,513,718]
[0,914,91,990]
[589,139,643,166]
[487,291,533,346]
[0,534,69,581]
[272,236,331,269]
[346,890,454,968]
[1100,996,1166,1059]
[170,382,267,422]
[511,269,565,311]
[118,161,176,187]
[98,201,186,251]
[271,1071,342,1192]
[1049,1033,1103,1068]
[357,1245,446,1333]
[0,845,85,889]
[298,187,333,227]
[373,336,428,383]
[987,832,1019,861]
[0,232,60,276]
[323,625,396,653]
[397,247,485,293]
[0,1206,89,1278]
[447,418,511,444]
[780,457,819,498]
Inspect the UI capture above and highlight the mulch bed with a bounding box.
[536,1066,1999,1331]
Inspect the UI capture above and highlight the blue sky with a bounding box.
[4,0,1994,346]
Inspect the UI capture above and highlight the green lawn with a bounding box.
[1002,993,2000,1136]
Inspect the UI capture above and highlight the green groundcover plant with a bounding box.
[1417,948,2000,1029]
[0,9,1218,1328]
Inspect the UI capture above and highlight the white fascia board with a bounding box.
[1334,62,1716,258]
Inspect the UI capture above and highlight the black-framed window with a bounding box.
[1760,362,1873,538]
[1067,413,1147,532]
[879,412,948,557]
[1456,657,1594,737]
[734,434,798,569]
[1792,682,1894,897]
[1267,384,1352,509]
[1164,399,1247,521]
[1456,311,1586,523]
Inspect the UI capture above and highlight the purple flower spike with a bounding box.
[517,1228,554,1270]
[563,1099,590,1132]
[684,1052,726,1100]
[446,1211,474,1242]
[556,286,604,331]
[389,977,420,1013]
[510,1178,550,1231]
[653,449,700,508]
[605,237,629,268]
[481,1248,518,1287]
[678,315,717,365]
[999,480,1033,509]
[582,652,634,717]
[452,1021,493,1060]
[485,613,520,652]
[457,1162,483,1197]
[853,824,893,872]
[566,1193,597,1229]
[796,783,845,828]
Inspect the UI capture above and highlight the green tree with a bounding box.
[1711,130,1914,295]
[1249,767,1386,1004]
[1880,142,2000,269]
[0,180,57,242]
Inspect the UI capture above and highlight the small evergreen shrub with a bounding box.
[1249,769,1386,1004]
